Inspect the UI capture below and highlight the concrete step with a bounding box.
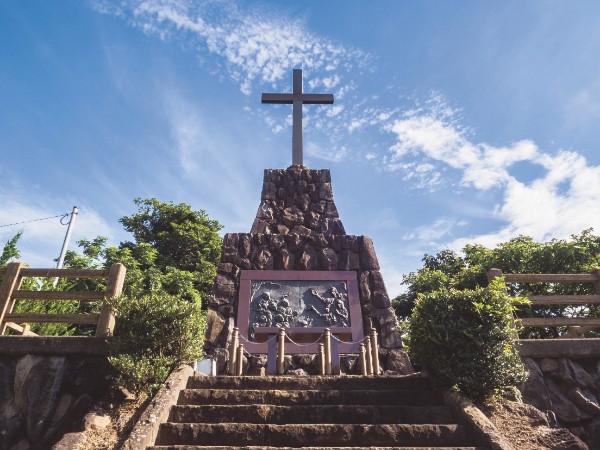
[150,446,487,450]
[169,404,455,424]
[155,423,470,447]
[186,375,432,391]
[177,389,444,407]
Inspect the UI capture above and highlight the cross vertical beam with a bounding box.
[262,69,334,166]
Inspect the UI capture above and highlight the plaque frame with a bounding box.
[237,270,364,354]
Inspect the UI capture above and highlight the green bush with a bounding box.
[407,278,528,400]
[108,293,206,394]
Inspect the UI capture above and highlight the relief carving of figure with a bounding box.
[308,286,350,327]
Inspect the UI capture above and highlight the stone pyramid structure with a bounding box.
[204,165,413,375]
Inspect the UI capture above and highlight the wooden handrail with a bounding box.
[0,262,126,337]
[503,273,597,283]
[5,313,100,325]
[520,317,600,327]
[12,290,105,301]
[527,295,600,305]
[488,268,600,338]
[19,268,110,278]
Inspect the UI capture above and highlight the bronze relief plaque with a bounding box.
[237,270,363,353]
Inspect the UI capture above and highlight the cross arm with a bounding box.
[262,93,334,104]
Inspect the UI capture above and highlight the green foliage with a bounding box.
[114,198,223,302]
[394,229,600,337]
[408,279,529,400]
[108,293,206,394]
[0,231,22,267]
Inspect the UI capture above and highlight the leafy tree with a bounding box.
[108,292,205,394]
[0,231,22,267]
[408,278,529,400]
[106,198,223,302]
[394,229,600,338]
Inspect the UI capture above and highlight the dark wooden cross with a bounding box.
[262,69,334,166]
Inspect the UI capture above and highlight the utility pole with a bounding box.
[56,206,78,269]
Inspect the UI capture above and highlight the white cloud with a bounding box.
[386,95,600,249]
[404,217,467,243]
[305,141,348,163]
[92,0,368,95]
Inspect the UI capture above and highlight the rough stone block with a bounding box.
[385,349,414,374]
[318,248,338,271]
[83,413,110,431]
[372,291,391,309]
[254,247,273,270]
[359,236,380,270]
[262,181,277,200]
[291,225,312,236]
[205,310,226,345]
[296,245,317,270]
[15,355,66,443]
[359,271,371,302]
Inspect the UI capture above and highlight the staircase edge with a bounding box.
[120,365,195,450]
[444,391,514,450]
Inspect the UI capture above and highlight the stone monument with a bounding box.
[204,69,413,375]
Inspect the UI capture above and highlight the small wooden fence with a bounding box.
[487,268,600,338]
[0,262,126,337]
[226,326,381,376]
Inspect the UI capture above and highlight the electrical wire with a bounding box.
[0,213,69,228]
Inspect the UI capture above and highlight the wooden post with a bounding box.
[228,327,239,375]
[318,343,325,375]
[364,335,373,375]
[486,268,503,283]
[95,263,126,337]
[370,328,380,375]
[0,262,25,335]
[359,344,367,376]
[324,328,332,375]
[267,333,277,375]
[277,328,286,375]
[236,344,244,376]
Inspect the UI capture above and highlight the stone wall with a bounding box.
[251,167,345,236]
[0,354,112,449]
[204,166,413,376]
[521,356,600,448]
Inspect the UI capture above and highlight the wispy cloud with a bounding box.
[91,0,369,94]
[383,95,600,248]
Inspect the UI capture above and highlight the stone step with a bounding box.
[150,446,487,450]
[177,389,444,406]
[186,375,432,391]
[169,404,454,424]
[155,423,471,447]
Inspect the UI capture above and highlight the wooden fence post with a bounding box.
[236,344,244,376]
[487,268,503,283]
[364,335,373,375]
[359,344,367,376]
[95,263,126,337]
[0,262,25,335]
[228,327,239,375]
[277,328,285,375]
[318,343,325,376]
[324,328,332,376]
[370,328,380,375]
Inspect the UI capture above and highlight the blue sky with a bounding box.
[2,0,600,296]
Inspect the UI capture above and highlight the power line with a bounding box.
[0,213,69,228]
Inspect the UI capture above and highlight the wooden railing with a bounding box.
[487,268,600,337]
[0,262,126,337]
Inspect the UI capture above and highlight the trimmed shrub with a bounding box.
[408,278,528,400]
[108,293,206,394]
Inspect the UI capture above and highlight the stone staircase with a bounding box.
[148,375,488,450]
